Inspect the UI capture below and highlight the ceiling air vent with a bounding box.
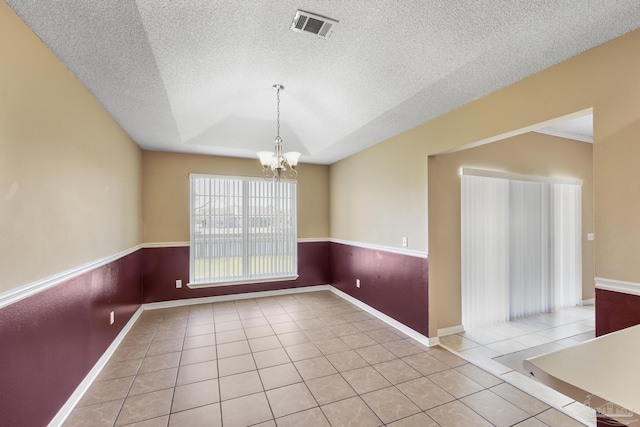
[290,10,338,40]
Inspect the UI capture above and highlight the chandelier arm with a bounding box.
[261,166,275,180]
[285,168,298,181]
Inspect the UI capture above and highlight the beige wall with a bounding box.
[5,0,640,339]
[0,1,142,293]
[330,28,640,336]
[142,151,329,243]
[330,129,428,252]
[429,132,594,329]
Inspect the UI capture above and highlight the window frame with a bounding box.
[188,173,298,288]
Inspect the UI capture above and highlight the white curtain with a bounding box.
[461,170,582,328]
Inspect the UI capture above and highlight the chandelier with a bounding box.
[257,84,300,181]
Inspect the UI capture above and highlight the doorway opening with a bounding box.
[461,168,582,328]
[427,108,594,337]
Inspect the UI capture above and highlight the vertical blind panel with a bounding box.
[461,175,510,328]
[508,180,550,319]
[190,175,297,285]
[552,183,582,309]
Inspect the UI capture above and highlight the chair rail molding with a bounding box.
[595,277,640,297]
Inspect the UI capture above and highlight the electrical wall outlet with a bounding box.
[176,279,182,288]
[356,279,361,288]
[587,233,595,241]
[402,237,408,247]
[110,311,115,325]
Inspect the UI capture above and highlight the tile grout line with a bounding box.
[253,298,286,425]
[439,312,594,426]
[65,292,581,427]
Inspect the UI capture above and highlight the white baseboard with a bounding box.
[427,336,440,346]
[327,287,437,347]
[49,306,144,427]
[581,298,595,306]
[51,283,437,426]
[146,285,439,346]
[143,285,332,310]
[438,325,465,337]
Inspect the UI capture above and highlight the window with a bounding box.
[189,174,297,287]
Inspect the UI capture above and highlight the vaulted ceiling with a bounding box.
[7,1,639,163]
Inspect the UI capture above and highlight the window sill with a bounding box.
[187,275,299,289]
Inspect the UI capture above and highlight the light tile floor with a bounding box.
[439,305,596,427]
[63,291,589,427]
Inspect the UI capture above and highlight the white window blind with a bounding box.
[189,174,298,287]
[461,169,582,328]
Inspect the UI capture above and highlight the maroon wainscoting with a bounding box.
[329,242,429,336]
[0,250,142,427]
[142,241,331,303]
[596,288,640,336]
[0,239,427,426]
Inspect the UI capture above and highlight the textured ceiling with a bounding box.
[7,1,640,164]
